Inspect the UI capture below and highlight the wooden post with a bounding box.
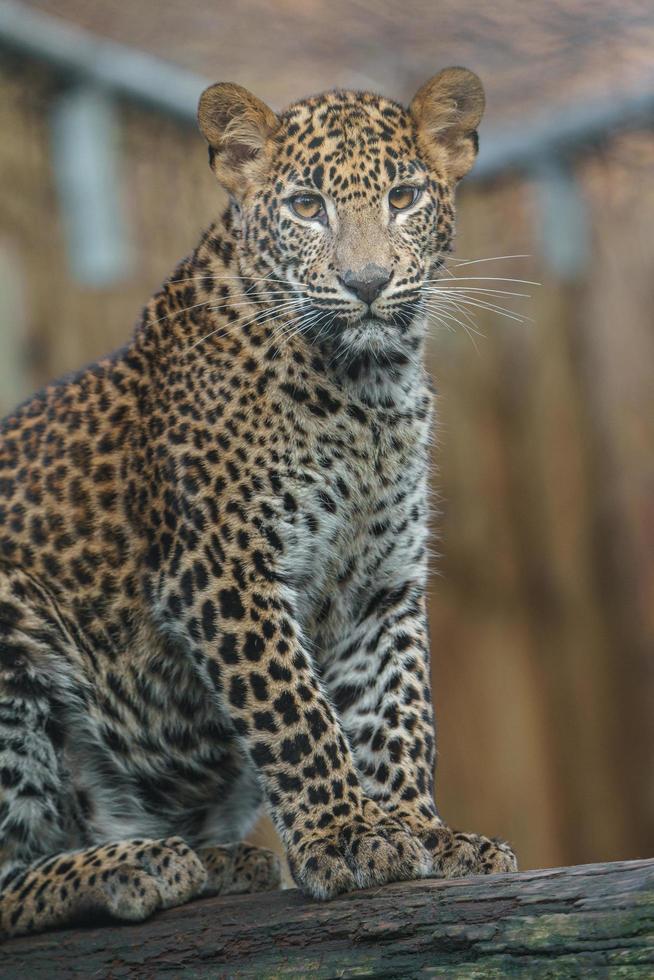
[3,859,653,977]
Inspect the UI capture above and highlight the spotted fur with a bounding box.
[0,68,515,939]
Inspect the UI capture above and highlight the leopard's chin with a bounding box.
[342,315,399,351]
[341,303,423,356]
[299,303,421,367]
[324,319,415,374]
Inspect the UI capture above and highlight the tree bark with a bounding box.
[3,859,653,978]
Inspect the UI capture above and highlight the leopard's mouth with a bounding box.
[357,298,422,332]
[358,311,392,325]
[335,315,411,358]
[296,297,422,362]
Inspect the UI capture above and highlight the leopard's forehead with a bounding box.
[282,89,412,132]
[274,90,426,200]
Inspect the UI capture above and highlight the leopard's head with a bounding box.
[198,69,484,372]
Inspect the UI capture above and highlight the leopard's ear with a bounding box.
[410,68,485,181]
[198,83,280,194]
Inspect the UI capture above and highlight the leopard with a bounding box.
[0,66,517,939]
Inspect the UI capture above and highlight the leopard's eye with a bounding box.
[389,186,420,212]
[289,193,326,222]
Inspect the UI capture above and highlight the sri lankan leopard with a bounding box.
[0,67,516,939]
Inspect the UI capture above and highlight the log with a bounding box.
[3,859,653,978]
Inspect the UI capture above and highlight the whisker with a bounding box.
[443,254,531,267]
[165,274,300,288]
[204,294,303,313]
[433,305,485,338]
[427,295,530,325]
[186,299,307,353]
[427,309,457,336]
[149,299,215,327]
[147,292,300,329]
[424,286,531,299]
[428,292,529,320]
[425,307,483,351]
[425,275,540,286]
[432,296,480,334]
[435,288,532,317]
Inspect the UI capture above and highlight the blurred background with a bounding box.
[0,0,652,873]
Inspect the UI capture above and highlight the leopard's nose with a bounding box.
[339,265,392,305]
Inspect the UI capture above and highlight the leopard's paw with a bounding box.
[126,836,207,909]
[287,806,431,900]
[420,825,518,878]
[197,842,282,896]
[0,836,207,939]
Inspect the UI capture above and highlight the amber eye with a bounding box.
[389,186,419,212]
[289,193,326,221]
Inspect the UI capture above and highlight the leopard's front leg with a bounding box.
[170,569,430,899]
[323,580,517,879]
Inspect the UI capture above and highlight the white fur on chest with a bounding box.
[274,402,432,648]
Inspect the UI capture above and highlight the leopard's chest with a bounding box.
[273,410,430,642]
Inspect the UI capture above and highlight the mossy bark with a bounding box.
[3,859,653,978]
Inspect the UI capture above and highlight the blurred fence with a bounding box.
[0,0,653,872]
